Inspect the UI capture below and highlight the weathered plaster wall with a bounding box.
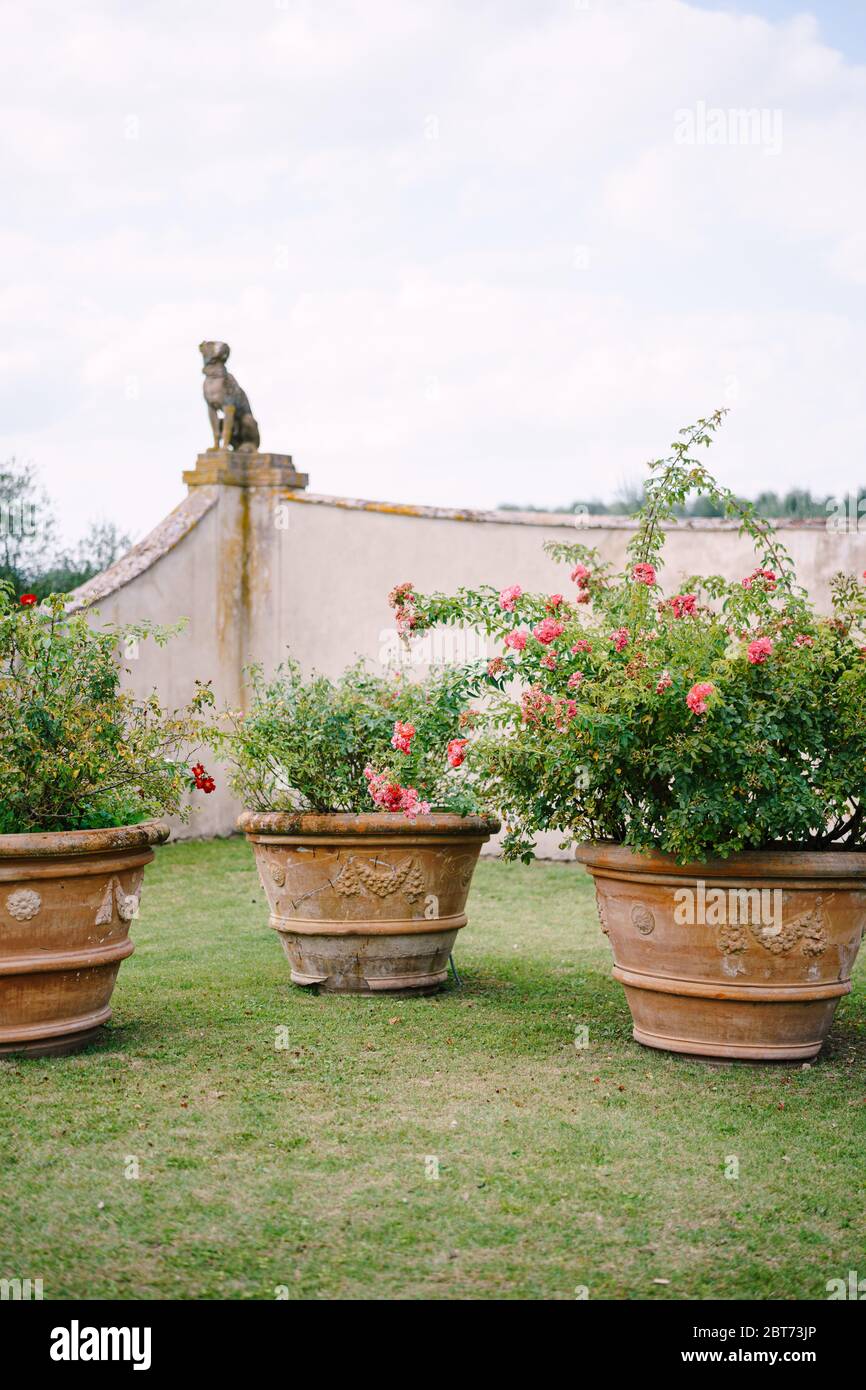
[72,468,866,846]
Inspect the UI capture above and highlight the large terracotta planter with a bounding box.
[0,821,168,1057]
[239,811,499,994]
[576,842,866,1061]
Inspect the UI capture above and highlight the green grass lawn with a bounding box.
[1,837,865,1301]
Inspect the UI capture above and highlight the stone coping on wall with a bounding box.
[69,486,219,610]
[67,479,832,612]
[276,490,832,531]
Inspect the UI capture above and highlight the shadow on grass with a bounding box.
[30,926,865,1072]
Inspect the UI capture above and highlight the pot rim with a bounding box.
[238,810,500,838]
[575,838,866,879]
[0,820,170,859]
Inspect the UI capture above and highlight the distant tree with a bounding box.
[750,488,830,520]
[0,459,57,592]
[36,520,133,597]
[0,459,132,599]
[499,483,854,521]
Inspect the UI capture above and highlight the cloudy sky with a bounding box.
[3,0,866,543]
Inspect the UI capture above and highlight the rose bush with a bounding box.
[392,412,866,862]
[210,658,485,817]
[0,586,214,833]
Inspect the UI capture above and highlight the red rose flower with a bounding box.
[447,738,468,768]
[192,763,216,793]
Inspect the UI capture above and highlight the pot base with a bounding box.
[0,1023,106,1059]
[617,971,843,1062]
[291,967,448,996]
[278,926,458,994]
[631,1025,823,1063]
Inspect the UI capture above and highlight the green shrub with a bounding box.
[210,659,484,816]
[397,413,866,862]
[0,587,212,833]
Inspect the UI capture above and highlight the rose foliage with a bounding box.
[0,586,213,834]
[395,412,866,862]
[210,659,484,817]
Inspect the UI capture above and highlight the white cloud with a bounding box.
[1,0,865,543]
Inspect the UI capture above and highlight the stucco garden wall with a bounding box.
[71,461,865,847]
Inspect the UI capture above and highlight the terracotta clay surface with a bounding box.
[240,811,499,994]
[575,841,866,1061]
[0,821,169,1057]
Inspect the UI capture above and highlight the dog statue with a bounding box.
[199,341,260,452]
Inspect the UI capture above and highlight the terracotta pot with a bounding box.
[575,841,866,1062]
[0,821,169,1057]
[239,811,499,994]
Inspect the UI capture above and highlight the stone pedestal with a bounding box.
[183,450,309,490]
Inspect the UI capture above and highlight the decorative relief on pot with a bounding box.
[333,856,425,902]
[631,903,655,936]
[718,897,827,958]
[95,881,115,926]
[268,860,286,887]
[115,879,142,923]
[95,875,143,926]
[6,889,42,921]
[721,954,746,978]
[439,853,475,891]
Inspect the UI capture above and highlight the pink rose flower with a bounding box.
[391,720,416,754]
[499,584,522,611]
[610,627,629,653]
[747,637,773,665]
[388,581,417,634]
[570,563,590,588]
[541,653,557,670]
[364,766,430,817]
[521,686,553,725]
[793,634,814,648]
[533,618,565,645]
[656,670,672,693]
[575,590,590,605]
[742,568,777,592]
[632,563,656,586]
[399,788,431,818]
[447,738,468,768]
[364,766,401,810]
[670,593,697,619]
[567,671,583,689]
[504,629,528,651]
[572,639,592,653]
[686,681,715,715]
